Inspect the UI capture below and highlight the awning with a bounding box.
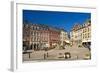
[64,40,70,43]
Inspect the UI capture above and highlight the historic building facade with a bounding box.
[60,30,70,46]
[32,24,50,50]
[23,20,91,50]
[23,24,62,50]
[70,20,91,49]
[23,24,33,50]
[82,20,91,50]
[70,24,82,46]
[49,27,60,48]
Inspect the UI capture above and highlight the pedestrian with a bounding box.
[47,52,48,57]
[44,53,46,59]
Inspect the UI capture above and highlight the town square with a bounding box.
[23,10,91,62]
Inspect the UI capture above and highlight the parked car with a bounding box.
[64,52,71,59]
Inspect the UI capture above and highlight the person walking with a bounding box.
[44,53,46,60]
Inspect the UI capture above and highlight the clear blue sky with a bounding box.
[23,10,91,32]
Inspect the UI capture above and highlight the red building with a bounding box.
[23,24,60,50]
[49,28,60,48]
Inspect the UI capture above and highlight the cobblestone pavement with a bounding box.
[23,45,90,62]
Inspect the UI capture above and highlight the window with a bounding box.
[37,26,39,30]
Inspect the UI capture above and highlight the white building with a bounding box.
[60,30,70,46]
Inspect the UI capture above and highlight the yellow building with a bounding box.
[82,20,91,50]
[70,24,82,46]
[70,20,91,49]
